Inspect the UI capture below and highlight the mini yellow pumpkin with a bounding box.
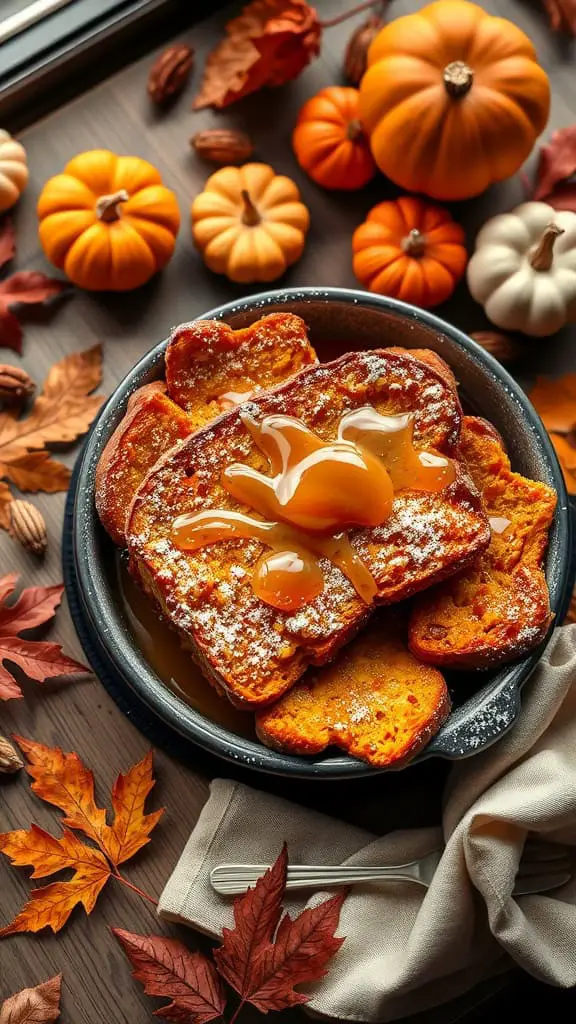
[37,149,180,291]
[191,163,310,283]
[0,130,28,213]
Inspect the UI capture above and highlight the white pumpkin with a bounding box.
[467,202,576,337]
[0,130,28,214]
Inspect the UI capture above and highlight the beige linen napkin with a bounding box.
[159,625,576,1022]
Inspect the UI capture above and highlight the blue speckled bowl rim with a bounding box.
[67,287,572,779]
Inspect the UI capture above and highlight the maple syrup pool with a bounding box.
[114,553,255,739]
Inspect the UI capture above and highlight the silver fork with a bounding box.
[210,840,572,896]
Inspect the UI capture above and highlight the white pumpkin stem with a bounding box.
[96,189,130,222]
[241,189,261,226]
[443,61,474,97]
[402,229,426,257]
[530,223,565,271]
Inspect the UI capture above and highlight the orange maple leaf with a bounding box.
[528,374,576,494]
[0,345,104,528]
[0,741,163,936]
[194,0,321,110]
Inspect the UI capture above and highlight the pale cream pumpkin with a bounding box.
[191,163,310,283]
[467,202,576,337]
[0,130,28,213]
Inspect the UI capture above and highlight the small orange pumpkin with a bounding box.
[37,149,180,291]
[359,0,550,201]
[292,86,376,191]
[352,196,467,308]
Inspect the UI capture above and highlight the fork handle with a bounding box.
[210,862,422,895]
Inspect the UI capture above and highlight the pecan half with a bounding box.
[469,331,522,365]
[9,500,47,556]
[0,364,35,405]
[148,44,194,104]
[344,10,386,86]
[191,129,254,166]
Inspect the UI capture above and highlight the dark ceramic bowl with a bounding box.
[68,287,571,779]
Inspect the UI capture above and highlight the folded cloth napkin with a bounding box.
[159,626,576,1022]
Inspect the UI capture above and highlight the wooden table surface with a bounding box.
[2,1,576,1020]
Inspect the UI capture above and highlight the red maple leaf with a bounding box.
[0,574,87,700]
[113,930,226,1024]
[0,272,69,354]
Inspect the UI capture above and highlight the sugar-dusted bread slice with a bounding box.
[96,313,318,545]
[256,613,450,766]
[95,383,191,546]
[127,349,490,708]
[387,347,457,391]
[165,312,317,429]
[409,416,557,668]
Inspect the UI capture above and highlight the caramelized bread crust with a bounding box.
[409,416,557,668]
[165,312,317,428]
[127,350,490,708]
[256,613,450,767]
[96,313,317,545]
[386,347,457,391]
[95,384,191,546]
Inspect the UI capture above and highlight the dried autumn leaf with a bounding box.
[0,273,69,355]
[0,973,62,1023]
[0,575,86,700]
[215,845,346,1012]
[114,929,226,1024]
[0,345,103,527]
[534,124,576,201]
[528,373,576,433]
[564,585,576,624]
[550,433,576,494]
[0,741,163,936]
[541,0,576,34]
[194,0,321,110]
[0,218,16,271]
[0,479,13,530]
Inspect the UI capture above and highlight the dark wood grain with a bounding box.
[1,1,575,1020]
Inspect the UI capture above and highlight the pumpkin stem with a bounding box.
[443,61,474,98]
[347,119,363,141]
[241,189,261,226]
[530,223,565,271]
[402,229,426,258]
[96,189,130,222]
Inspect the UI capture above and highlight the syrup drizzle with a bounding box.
[172,406,455,612]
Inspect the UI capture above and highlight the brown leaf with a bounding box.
[0,576,86,700]
[534,125,576,201]
[0,219,16,272]
[215,845,346,1012]
[114,929,226,1024]
[0,346,103,513]
[0,974,62,1023]
[214,844,287,994]
[194,0,321,110]
[0,274,69,355]
[0,479,13,530]
[528,374,576,433]
[541,0,576,33]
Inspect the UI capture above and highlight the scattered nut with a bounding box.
[0,734,24,774]
[9,500,47,556]
[148,44,194,104]
[344,9,386,86]
[191,129,254,166]
[469,330,522,365]
[0,364,35,405]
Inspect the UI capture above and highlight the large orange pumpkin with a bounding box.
[292,86,376,190]
[352,196,467,308]
[37,150,180,291]
[358,0,550,201]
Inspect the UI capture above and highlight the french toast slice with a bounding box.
[126,349,490,708]
[409,416,557,668]
[256,613,450,767]
[95,383,192,546]
[96,313,318,545]
[165,312,317,428]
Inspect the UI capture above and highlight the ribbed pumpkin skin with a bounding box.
[292,86,377,190]
[359,0,550,201]
[37,149,180,291]
[0,130,28,214]
[352,195,467,308]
